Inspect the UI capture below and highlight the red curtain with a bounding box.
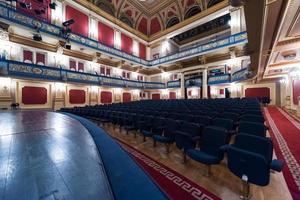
[169,92,176,99]
[293,80,300,105]
[17,0,51,22]
[78,62,84,72]
[69,89,85,104]
[22,86,47,104]
[245,87,270,98]
[36,53,45,65]
[152,93,160,100]
[101,91,112,104]
[98,22,114,47]
[69,60,76,70]
[106,68,111,76]
[139,43,146,60]
[23,50,33,62]
[65,6,89,37]
[100,66,105,74]
[121,33,133,54]
[123,92,131,102]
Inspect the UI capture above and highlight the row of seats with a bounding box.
[60,98,283,199]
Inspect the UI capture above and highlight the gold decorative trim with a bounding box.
[63,49,93,61]
[269,59,300,67]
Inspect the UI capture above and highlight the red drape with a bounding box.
[23,50,33,62]
[121,33,133,55]
[98,22,114,47]
[100,66,105,74]
[22,86,47,104]
[123,92,131,102]
[152,93,160,100]
[65,6,89,37]
[78,62,84,72]
[293,80,300,105]
[245,87,270,98]
[36,53,45,65]
[69,60,76,70]
[169,92,176,99]
[101,91,112,104]
[139,43,146,59]
[106,68,111,76]
[69,89,86,104]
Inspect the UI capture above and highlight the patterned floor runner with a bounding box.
[116,139,221,200]
[264,107,300,200]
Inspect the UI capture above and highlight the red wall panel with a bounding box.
[293,80,300,105]
[123,92,131,103]
[101,91,112,104]
[169,92,176,99]
[121,33,133,55]
[137,17,148,35]
[139,43,146,60]
[219,89,224,95]
[245,87,270,98]
[65,6,89,37]
[23,50,33,62]
[69,89,86,104]
[152,93,160,100]
[22,86,47,104]
[17,0,51,22]
[150,17,162,35]
[98,22,114,47]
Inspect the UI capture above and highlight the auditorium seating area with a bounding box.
[60,98,284,198]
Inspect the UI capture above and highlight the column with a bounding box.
[202,69,208,98]
[285,77,292,110]
[180,72,185,99]
[230,7,245,34]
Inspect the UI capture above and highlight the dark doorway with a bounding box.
[225,88,230,98]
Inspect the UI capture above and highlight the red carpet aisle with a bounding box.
[264,107,300,200]
[117,140,221,200]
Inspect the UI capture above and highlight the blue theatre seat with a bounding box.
[186,126,229,176]
[238,121,267,137]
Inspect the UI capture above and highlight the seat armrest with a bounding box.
[270,159,284,172]
[219,145,230,152]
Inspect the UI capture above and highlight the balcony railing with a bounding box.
[208,74,231,85]
[167,80,181,88]
[185,77,202,87]
[0,59,165,89]
[231,67,253,82]
[0,3,248,68]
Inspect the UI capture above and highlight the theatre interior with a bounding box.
[0,0,300,199]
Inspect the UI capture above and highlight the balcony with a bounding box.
[185,77,202,88]
[167,80,181,88]
[0,3,248,68]
[208,74,231,85]
[0,59,164,89]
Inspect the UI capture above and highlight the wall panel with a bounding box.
[65,6,89,37]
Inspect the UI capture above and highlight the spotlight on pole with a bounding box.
[49,2,57,9]
[62,19,75,27]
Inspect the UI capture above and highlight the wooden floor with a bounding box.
[102,123,293,200]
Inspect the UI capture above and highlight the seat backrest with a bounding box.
[193,115,211,125]
[180,121,201,137]
[238,121,266,137]
[222,112,239,122]
[234,134,273,162]
[240,114,264,123]
[212,118,234,131]
[201,126,229,159]
[165,119,180,136]
[226,146,270,186]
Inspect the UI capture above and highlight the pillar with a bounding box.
[230,6,246,35]
[180,72,185,99]
[285,77,292,110]
[202,69,208,98]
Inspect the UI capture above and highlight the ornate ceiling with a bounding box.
[89,0,224,36]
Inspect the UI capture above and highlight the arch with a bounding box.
[184,5,201,19]
[94,1,115,16]
[150,16,163,35]
[207,0,223,8]
[166,17,180,28]
[119,13,134,28]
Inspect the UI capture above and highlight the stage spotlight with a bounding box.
[19,2,31,9]
[62,19,75,27]
[33,33,42,41]
[49,2,56,9]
